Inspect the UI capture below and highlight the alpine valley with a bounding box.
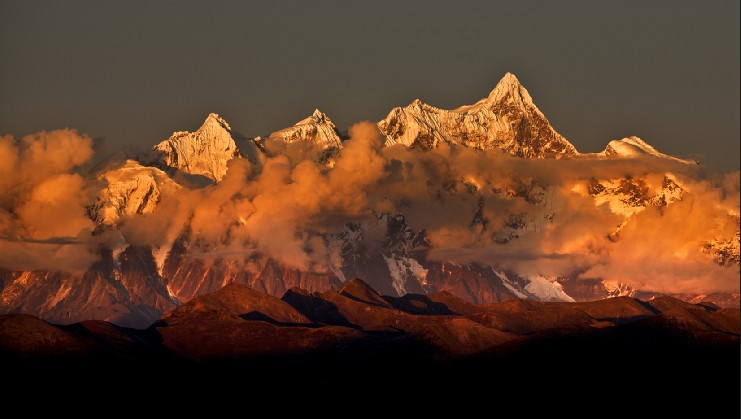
[0,73,738,329]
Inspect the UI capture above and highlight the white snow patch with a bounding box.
[111,242,128,269]
[325,236,347,283]
[524,275,575,302]
[408,258,429,286]
[152,245,171,277]
[602,280,635,297]
[383,255,428,296]
[493,269,527,299]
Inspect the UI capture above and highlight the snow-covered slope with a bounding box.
[598,136,696,164]
[89,159,180,225]
[268,109,343,150]
[153,113,241,182]
[378,72,577,158]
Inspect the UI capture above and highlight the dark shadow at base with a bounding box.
[281,290,357,328]
[3,339,738,416]
[238,311,315,327]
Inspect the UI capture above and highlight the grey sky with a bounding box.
[1,0,738,170]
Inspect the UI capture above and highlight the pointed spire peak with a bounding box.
[154,112,240,182]
[409,98,436,108]
[293,108,334,126]
[311,108,329,122]
[201,113,231,131]
[487,72,534,107]
[269,108,342,150]
[406,98,436,111]
[501,72,522,85]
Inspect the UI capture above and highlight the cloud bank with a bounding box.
[0,130,97,271]
[1,123,738,295]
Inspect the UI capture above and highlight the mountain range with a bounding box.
[0,72,738,328]
[4,277,738,359]
[1,279,738,411]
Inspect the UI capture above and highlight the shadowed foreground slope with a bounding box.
[1,279,738,413]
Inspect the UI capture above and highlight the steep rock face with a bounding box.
[268,109,343,150]
[150,213,574,316]
[0,246,177,328]
[378,72,577,158]
[161,231,341,303]
[153,113,242,182]
[327,214,573,304]
[88,159,180,226]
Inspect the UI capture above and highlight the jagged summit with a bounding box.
[201,112,232,131]
[484,72,535,110]
[153,113,241,182]
[378,72,578,157]
[166,113,232,140]
[293,108,330,126]
[490,72,523,91]
[404,98,443,112]
[451,73,538,118]
[304,108,331,124]
[268,109,343,150]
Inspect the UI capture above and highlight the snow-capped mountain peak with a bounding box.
[378,72,578,157]
[600,136,696,164]
[268,109,343,150]
[488,72,526,99]
[153,113,241,182]
[201,112,232,131]
[302,108,332,125]
[89,159,181,225]
[458,71,535,112]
